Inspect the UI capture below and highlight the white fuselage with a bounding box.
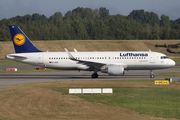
[6,51,175,71]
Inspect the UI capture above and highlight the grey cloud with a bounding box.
[0,0,180,20]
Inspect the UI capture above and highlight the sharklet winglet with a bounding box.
[65,48,76,60]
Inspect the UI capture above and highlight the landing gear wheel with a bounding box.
[150,70,154,78]
[91,73,98,78]
[150,74,154,78]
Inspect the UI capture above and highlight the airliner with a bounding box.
[6,25,175,78]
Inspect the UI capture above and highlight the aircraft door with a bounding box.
[150,53,155,63]
[38,54,44,64]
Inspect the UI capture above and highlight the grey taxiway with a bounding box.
[0,65,180,87]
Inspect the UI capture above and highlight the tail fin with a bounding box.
[9,25,42,53]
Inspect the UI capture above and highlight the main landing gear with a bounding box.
[91,73,98,78]
[150,70,154,78]
[91,69,99,78]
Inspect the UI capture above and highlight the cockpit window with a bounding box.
[161,56,169,59]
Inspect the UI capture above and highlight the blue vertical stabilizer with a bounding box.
[9,25,42,53]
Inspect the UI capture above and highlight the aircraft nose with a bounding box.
[170,59,176,66]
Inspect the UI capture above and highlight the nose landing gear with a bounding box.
[150,70,154,78]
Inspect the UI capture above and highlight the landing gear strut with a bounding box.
[150,70,154,78]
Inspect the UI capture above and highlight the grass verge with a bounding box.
[45,80,180,119]
[174,59,180,65]
[155,72,180,77]
[0,80,180,120]
[77,87,180,119]
[0,60,26,65]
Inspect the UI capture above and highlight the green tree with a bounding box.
[99,7,109,20]
[49,12,63,25]
[160,14,171,39]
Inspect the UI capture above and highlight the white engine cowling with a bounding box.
[101,65,124,76]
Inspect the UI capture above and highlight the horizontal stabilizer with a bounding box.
[6,54,27,60]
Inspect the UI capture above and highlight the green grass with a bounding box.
[174,59,180,65]
[0,60,26,65]
[49,86,180,119]
[155,72,180,77]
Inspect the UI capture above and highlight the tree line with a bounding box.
[0,7,180,41]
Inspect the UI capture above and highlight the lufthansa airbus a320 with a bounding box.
[6,26,175,78]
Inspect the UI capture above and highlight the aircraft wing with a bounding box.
[76,59,106,68]
[65,48,106,68]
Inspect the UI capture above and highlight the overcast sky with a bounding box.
[0,0,180,20]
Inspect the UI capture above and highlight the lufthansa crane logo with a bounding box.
[13,33,26,46]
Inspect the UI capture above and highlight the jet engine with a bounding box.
[101,65,124,76]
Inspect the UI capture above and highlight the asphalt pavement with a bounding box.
[0,66,179,87]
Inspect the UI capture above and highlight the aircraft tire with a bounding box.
[91,73,98,78]
[150,74,154,78]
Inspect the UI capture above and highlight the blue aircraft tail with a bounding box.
[9,25,42,53]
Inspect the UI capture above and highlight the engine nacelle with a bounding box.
[101,65,124,76]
